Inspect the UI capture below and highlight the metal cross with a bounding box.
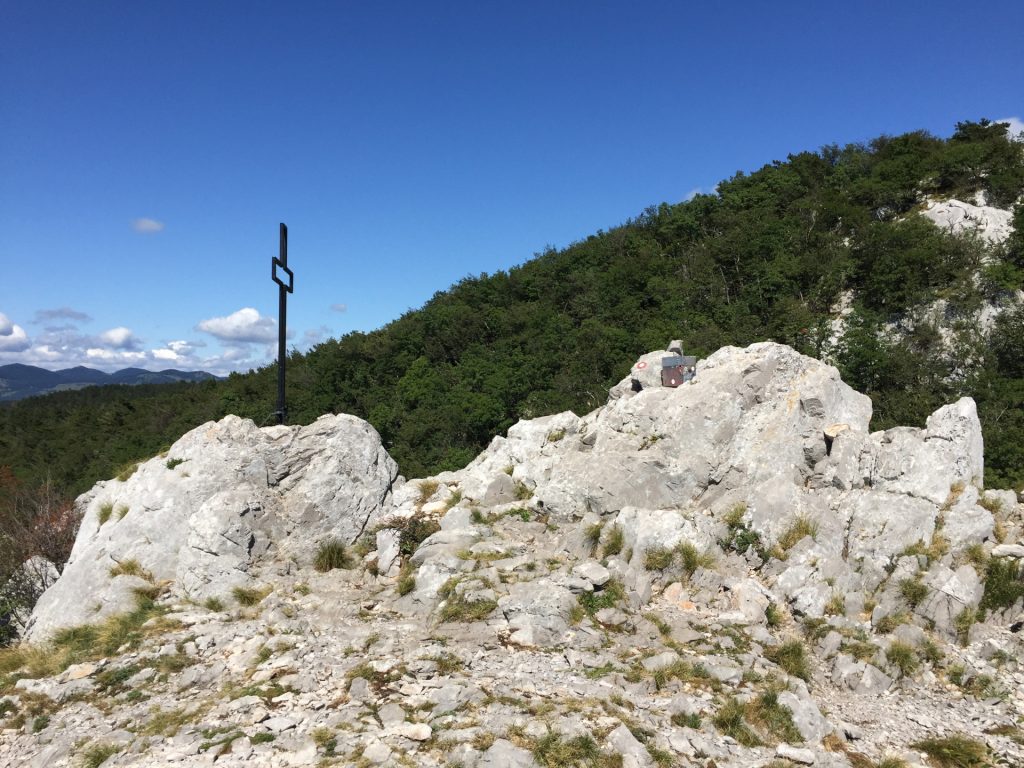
[271,223,293,424]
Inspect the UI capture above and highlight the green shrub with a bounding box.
[584,522,603,554]
[547,429,565,443]
[165,458,186,470]
[765,602,782,627]
[980,558,1024,615]
[313,539,352,572]
[251,732,275,744]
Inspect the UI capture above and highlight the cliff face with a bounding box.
[5,343,1023,767]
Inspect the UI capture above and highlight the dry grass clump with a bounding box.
[108,558,153,581]
[231,584,272,606]
[417,479,440,504]
[777,514,819,552]
[313,538,353,572]
[909,734,989,768]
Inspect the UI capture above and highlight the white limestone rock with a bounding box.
[921,198,1014,244]
[26,413,399,641]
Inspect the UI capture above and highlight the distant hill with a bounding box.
[0,364,219,401]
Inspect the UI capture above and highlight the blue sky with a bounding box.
[2,1,1021,375]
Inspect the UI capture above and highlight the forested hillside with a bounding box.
[2,119,1022,499]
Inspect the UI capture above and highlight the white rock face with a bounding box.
[25,414,399,642]
[921,198,1014,243]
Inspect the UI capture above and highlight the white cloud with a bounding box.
[196,307,277,343]
[152,348,180,361]
[98,326,141,349]
[132,218,165,233]
[996,116,1024,141]
[0,316,31,352]
[330,303,348,313]
[85,348,146,364]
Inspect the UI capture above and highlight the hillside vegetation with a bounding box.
[1,119,1022,500]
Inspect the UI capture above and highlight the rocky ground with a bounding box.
[2,343,1022,767]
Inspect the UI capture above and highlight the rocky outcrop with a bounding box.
[24,413,399,642]
[921,197,1015,243]
[7,342,1023,767]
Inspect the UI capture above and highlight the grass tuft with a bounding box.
[313,538,353,572]
[438,592,498,623]
[765,639,811,681]
[231,585,271,607]
[602,525,624,557]
[909,735,989,768]
[78,743,119,768]
[417,479,439,504]
[899,577,929,608]
[777,514,819,551]
[885,640,919,677]
[396,563,416,596]
[644,545,675,571]
[109,558,153,581]
[97,502,114,525]
[677,541,716,575]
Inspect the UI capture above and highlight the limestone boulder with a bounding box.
[26,414,399,642]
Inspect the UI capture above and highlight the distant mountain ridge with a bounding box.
[0,363,219,401]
